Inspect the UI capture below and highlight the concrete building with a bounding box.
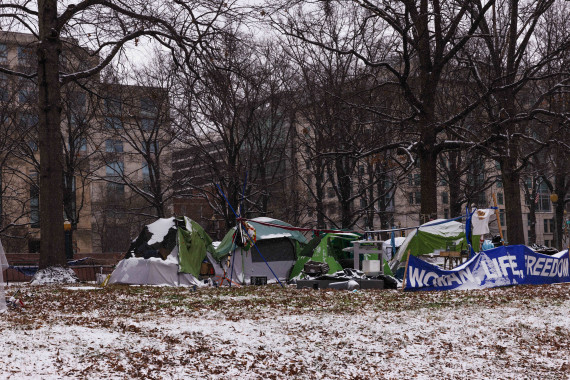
[0,31,173,254]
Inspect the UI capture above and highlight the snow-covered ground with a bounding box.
[1,283,569,379]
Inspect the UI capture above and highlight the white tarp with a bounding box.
[109,247,203,287]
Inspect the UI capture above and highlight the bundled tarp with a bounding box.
[109,216,214,286]
[212,217,308,284]
[404,245,570,291]
[390,219,467,275]
[289,232,361,280]
[0,240,7,313]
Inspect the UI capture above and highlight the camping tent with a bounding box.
[0,240,7,313]
[289,232,361,280]
[389,219,467,276]
[109,216,214,286]
[382,236,406,261]
[211,217,308,284]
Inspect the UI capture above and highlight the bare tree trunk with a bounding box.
[553,175,567,250]
[38,0,65,269]
[419,126,438,222]
[447,151,463,217]
[501,160,525,245]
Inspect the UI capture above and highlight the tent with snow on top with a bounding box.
[109,216,214,286]
[389,219,467,277]
[211,217,308,284]
[289,232,361,280]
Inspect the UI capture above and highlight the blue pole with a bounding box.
[390,228,396,259]
[216,183,285,288]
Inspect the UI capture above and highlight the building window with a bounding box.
[442,192,449,204]
[106,161,124,177]
[104,116,122,129]
[141,142,157,155]
[444,208,449,219]
[327,186,335,198]
[475,192,487,208]
[142,163,151,191]
[105,96,122,114]
[28,140,38,151]
[0,44,7,63]
[18,85,36,104]
[107,182,124,194]
[141,118,154,131]
[140,97,157,117]
[544,218,554,234]
[0,73,9,102]
[19,113,38,128]
[379,191,395,210]
[537,182,551,212]
[70,92,86,114]
[408,173,420,187]
[105,139,123,153]
[499,210,505,226]
[69,138,87,155]
[409,191,421,205]
[497,192,504,205]
[64,176,77,220]
[18,46,34,66]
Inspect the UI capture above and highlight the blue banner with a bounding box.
[404,245,570,291]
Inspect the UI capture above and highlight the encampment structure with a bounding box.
[210,217,308,284]
[289,232,361,280]
[109,216,214,286]
[389,219,467,276]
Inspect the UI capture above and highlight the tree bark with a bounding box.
[38,0,66,269]
[553,174,567,250]
[418,125,438,223]
[501,161,525,245]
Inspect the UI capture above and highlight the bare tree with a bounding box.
[269,0,496,224]
[464,0,569,244]
[0,0,230,268]
[176,29,297,229]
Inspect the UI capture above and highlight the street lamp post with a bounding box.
[64,220,73,261]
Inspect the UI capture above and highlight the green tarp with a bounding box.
[178,218,214,278]
[213,218,308,262]
[401,230,467,261]
[289,233,361,279]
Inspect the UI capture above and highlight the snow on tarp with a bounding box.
[404,245,570,291]
[30,266,79,285]
[147,217,176,245]
[111,216,214,286]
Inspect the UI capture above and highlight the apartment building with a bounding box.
[0,31,172,254]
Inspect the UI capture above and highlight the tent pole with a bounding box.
[492,193,505,245]
[402,249,412,290]
[216,183,285,288]
[229,234,238,287]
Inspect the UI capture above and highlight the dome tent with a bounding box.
[109,216,214,286]
[389,219,467,276]
[211,217,308,284]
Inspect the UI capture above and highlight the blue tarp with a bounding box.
[404,245,570,291]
